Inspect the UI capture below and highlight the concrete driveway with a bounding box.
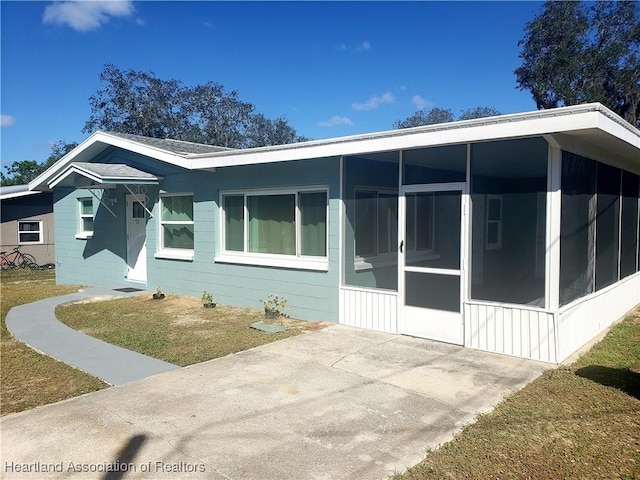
[1,325,548,480]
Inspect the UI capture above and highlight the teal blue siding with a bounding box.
[54,148,341,322]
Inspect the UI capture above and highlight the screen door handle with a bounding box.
[399,240,404,253]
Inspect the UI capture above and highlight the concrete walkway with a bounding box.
[1,326,550,480]
[5,287,179,385]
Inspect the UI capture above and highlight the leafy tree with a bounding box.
[458,106,502,121]
[84,64,307,148]
[1,141,78,186]
[393,106,502,129]
[393,107,454,129]
[1,161,43,186]
[515,1,640,127]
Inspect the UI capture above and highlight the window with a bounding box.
[18,221,43,244]
[77,198,94,238]
[354,190,398,259]
[486,195,502,250]
[159,194,194,256]
[219,188,328,270]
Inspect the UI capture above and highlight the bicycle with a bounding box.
[0,246,38,270]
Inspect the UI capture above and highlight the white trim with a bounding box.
[0,190,42,200]
[214,253,328,271]
[158,193,194,254]
[17,220,43,245]
[154,250,194,261]
[218,186,329,268]
[29,104,639,194]
[77,197,94,237]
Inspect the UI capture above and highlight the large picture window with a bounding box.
[220,188,328,269]
[160,194,194,251]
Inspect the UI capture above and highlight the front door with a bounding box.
[400,184,466,344]
[126,194,147,283]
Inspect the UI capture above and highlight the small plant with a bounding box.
[152,287,165,300]
[201,290,216,308]
[260,295,288,319]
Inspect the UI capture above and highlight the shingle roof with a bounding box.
[71,162,159,180]
[106,132,234,156]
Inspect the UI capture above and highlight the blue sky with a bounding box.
[1,1,544,169]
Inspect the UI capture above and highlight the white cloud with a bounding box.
[411,95,432,111]
[318,116,353,127]
[43,1,135,32]
[1,115,16,127]
[357,41,372,51]
[352,92,395,111]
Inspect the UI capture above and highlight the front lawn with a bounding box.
[393,309,640,480]
[56,294,325,366]
[0,269,107,416]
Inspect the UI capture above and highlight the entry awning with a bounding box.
[48,162,161,189]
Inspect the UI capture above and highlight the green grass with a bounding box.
[0,269,108,416]
[56,294,325,367]
[392,310,640,480]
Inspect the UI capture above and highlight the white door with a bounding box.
[399,183,466,344]
[126,194,147,283]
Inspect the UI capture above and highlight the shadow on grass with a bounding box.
[575,365,640,400]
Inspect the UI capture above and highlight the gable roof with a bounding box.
[105,132,234,155]
[48,162,161,189]
[29,103,640,192]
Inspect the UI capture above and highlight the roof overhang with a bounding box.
[47,162,161,189]
[28,103,640,192]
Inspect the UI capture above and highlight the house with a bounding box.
[1,184,55,266]
[29,103,640,363]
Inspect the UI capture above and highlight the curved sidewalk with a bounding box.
[5,287,179,385]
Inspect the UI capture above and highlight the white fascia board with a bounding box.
[597,114,640,149]
[48,165,103,188]
[95,132,191,167]
[0,190,42,201]
[29,131,106,191]
[30,131,187,191]
[187,110,610,169]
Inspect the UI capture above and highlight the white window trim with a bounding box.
[216,186,329,271]
[353,189,441,271]
[18,220,43,245]
[486,194,502,250]
[157,193,195,260]
[76,198,94,240]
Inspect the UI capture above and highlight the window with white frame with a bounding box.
[220,188,328,269]
[486,195,502,250]
[18,221,43,244]
[78,198,94,236]
[159,194,194,252]
[354,189,398,259]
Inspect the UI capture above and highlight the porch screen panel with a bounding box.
[620,171,639,279]
[343,152,399,291]
[559,152,596,306]
[247,194,295,255]
[300,191,327,257]
[470,137,548,307]
[224,195,244,252]
[402,144,466,185]
[595,163,621,291]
